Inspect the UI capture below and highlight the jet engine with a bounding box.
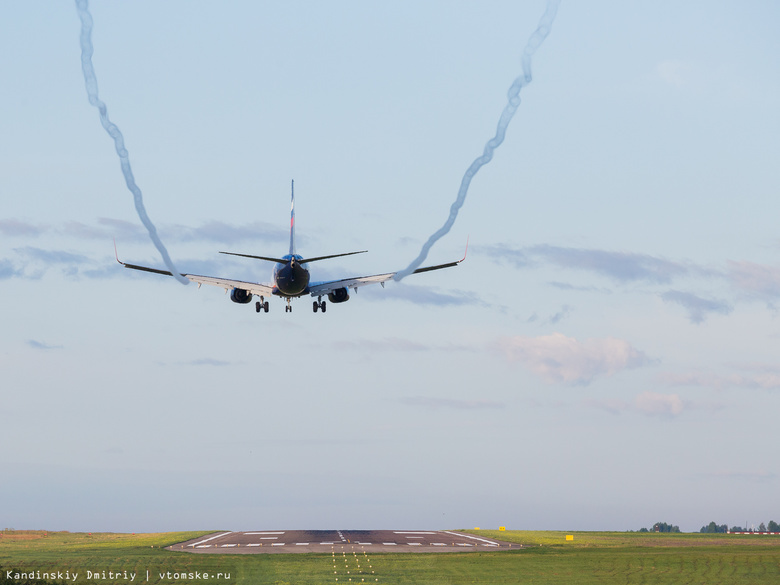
[230,288,253,304]
[327,287,350,303]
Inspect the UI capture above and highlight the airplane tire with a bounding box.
[264,302,269,313]
[255,301,261,313]
[321,302,326,313]
[313,301,318,313]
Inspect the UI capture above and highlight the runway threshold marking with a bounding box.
[188,532,233,547]
[441,531,501,546]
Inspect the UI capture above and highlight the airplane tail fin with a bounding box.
[289,179,296,256]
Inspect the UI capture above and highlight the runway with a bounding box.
[169,530,522,554]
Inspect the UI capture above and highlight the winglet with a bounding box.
[114,238,123,265]
[459,236,469,264]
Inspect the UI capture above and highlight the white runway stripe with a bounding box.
[441,531,501,545]
[189,531,233,547]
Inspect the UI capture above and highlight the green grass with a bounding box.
[1,529,779,584]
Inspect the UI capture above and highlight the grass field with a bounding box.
[2,529,779,584]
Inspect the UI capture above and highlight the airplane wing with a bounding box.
[118,259,275,296]
[308,258,463,297]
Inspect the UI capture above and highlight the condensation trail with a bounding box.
[394,0,560,281]
[75,0,188,285]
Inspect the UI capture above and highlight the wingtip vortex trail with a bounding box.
[394,0,560,281]
[75,0,188,285]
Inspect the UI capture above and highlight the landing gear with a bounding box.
[255,297,269,313]
[313,297,327,313]
[285,298,292,313]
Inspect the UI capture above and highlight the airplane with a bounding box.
[116,181,466,314]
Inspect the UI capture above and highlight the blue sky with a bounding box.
[2,1,780,533]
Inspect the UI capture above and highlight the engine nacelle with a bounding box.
[230,288,253,304]
[328,287,350,304]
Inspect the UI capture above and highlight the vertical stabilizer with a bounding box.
[289,179,296,255]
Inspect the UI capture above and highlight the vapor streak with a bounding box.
[394,0,560,280]
[75,0,187,284]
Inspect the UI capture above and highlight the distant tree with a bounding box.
[730,526,745,533]
[701,522,728,533]
[759,522,767,532]
[639,527,649,533]
[768,520,780,532]
[653,522,680,533]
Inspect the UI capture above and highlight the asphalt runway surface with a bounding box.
[170,530,522,554]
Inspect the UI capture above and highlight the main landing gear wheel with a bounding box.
[313,298,326,313]
[255,298,269,313]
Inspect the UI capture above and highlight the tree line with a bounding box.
[700,520,780,533]
[636,522,681,533]
[633,520,780,533]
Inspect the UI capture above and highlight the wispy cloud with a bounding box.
[496,332,653,385]
[548,305,572,325]
[14,247,90,265]
[482,244,691,284]
[2,216,289,246]
[61,218,144,242]
[0,259,22,279]
[727,260,780,303]
[585,391,685,417]
[659,367,780,391]
[660,290,732,323]
[400,396,505,410]
[186,358,232,366]
[370,284,484,307]
[0,219,46,237]
[634,391,684,416]
[547,281,611,294]
[27,340,63,350]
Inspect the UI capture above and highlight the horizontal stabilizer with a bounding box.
[219,251,290,263]
[219,250,367,264]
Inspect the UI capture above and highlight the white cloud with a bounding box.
[497,332,652,385]
[660,369,780,391]
[634,391,684,417]
[585,392,686,417]
[727,260,780,302]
